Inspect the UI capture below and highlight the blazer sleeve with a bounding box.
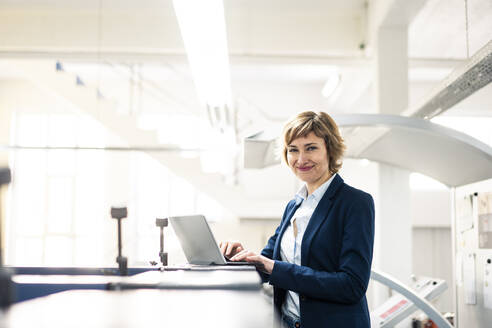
[268,192,375,304]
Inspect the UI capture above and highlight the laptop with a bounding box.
[169,215,252,266]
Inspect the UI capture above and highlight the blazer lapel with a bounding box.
[273,202,301,260]
[301,174,344,265]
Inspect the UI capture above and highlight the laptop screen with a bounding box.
[169,215,228,265]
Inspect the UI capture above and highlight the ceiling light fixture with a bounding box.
[172,0,232,110]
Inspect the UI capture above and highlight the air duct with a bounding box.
[407,40,492,119]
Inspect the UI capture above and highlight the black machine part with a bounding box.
[0,168,11,186]
[156,218,168,266]
[111,207,128,276]
[0,168,10,265]
[0,168,13,307]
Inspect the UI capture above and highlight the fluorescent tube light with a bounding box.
[173,0,232,109]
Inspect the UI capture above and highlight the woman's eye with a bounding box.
[288,148,298,153]
[307,146,317,151]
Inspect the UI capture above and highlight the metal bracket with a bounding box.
[156,218,168,266]
[111,207,128,276]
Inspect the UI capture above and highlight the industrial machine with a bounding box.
[370,271,450,328]
[453,181,492,327]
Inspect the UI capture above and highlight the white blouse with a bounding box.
[279,174,336,319]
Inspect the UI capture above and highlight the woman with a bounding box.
[220,111,375,328]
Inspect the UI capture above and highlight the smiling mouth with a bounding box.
[297,166,313,172]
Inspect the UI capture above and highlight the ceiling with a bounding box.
[0,0,491,218]
[0,0,491,120]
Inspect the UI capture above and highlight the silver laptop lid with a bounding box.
[169,215,227,265]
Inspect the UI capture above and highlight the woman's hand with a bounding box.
[230,250,275,274]
[219,241,244,258]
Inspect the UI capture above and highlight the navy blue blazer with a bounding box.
[260,174,375,328]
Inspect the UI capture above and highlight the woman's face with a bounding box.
[286,131,331,193]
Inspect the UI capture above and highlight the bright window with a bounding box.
[7,111,225,267]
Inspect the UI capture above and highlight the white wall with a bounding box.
[412,190,451,227]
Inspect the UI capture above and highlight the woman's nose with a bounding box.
[298,151,308,163]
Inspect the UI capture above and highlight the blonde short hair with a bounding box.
[282,111,346,174]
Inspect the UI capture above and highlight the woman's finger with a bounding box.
[226,242,244,257]
[231,249,247,259]
[230,249,249,260]
[226,242,237,256]
[232,250,257,261]
[220,242,227,255]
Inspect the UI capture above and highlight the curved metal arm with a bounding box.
[371,269,452,328]
[243,114,492,187]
